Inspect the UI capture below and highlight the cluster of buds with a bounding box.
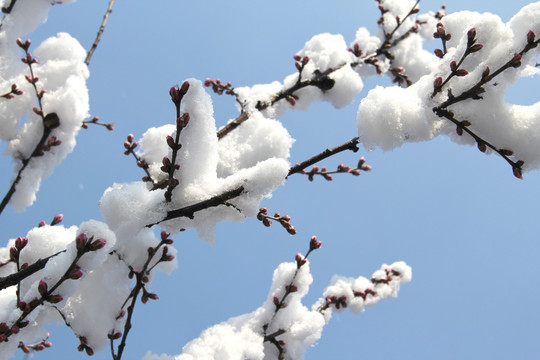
[390,66,412,87]
[1,84,23,99]
[34,135,61,156]
[15,37,31,50]
[302,158,371,182]
[18,337,52,354]
[293,54,309,73]
[0,321,28,342]
[323,294,348,310]
[204,78,234,96]
[123,134,138,155]
[169,81,190,109]
[432,28,484,96]
[37,280,63,304]
[82,116,113,131]
[348,43,363,57]
[141,287,159,304]
[256,208,296,235]
[75,233,107,253]
[371,267,402,285]
[433,22,451,42]
[159,244,175,263]
[9,237,28,268]
[77,336,94,356]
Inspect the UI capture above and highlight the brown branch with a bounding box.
[0,113,60,216]
[1,0,17,14]
[85,0,115,66]
[147,186,245,227]
[0,251,64,291]
[217,112,249,139]
[287,137,360,177]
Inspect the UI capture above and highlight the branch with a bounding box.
[0,250,64,291]
[85,0,115,66]
[146,186,245,227]
[1,0,17,14]
[287,137,360,177]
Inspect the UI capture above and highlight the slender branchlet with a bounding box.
[262,236,322,359]
[163,82,190,202]
[1,83,23,99]
[299,158,372,182]
[112,231,174,360]
[85,0,116,66]
[82,116,114,131]
[256,208,296,235]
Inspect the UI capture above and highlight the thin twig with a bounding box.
[85,0,115,66]
[0,250,64,291]
[288,137,360,177]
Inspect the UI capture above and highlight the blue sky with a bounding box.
[2,0,540,359]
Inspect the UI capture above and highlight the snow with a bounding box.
[357,4,540,172]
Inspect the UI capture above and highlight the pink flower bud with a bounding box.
[469,44,483,53]
[527,30,536,45]
[295,253,306,268]
[89,238,106,251]
[76,233,88,250]
[15,237,27,250]
[310,236,322,250]
[286,284,298,292]
[433,77,442,88]
[180,81,190,95]
[46,294,63,304]
[511,53,522,68]
[38,280,48,296]
[467,27,476,44]
[51,214,63,225]
[9,246,17,261]
[169,85,181,104]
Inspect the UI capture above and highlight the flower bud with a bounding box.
[38,280,48,296]
[15,237,28,250]
[467,27,476,44]
[310,235,322,250]
[295,253,306,268]
[51,214,63,225]
[169,85,181,105]
[527,30,536,45]
[469,44,483,53]
[180,81,190,95]
[76,233,88,250]
[89,238,106,251]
